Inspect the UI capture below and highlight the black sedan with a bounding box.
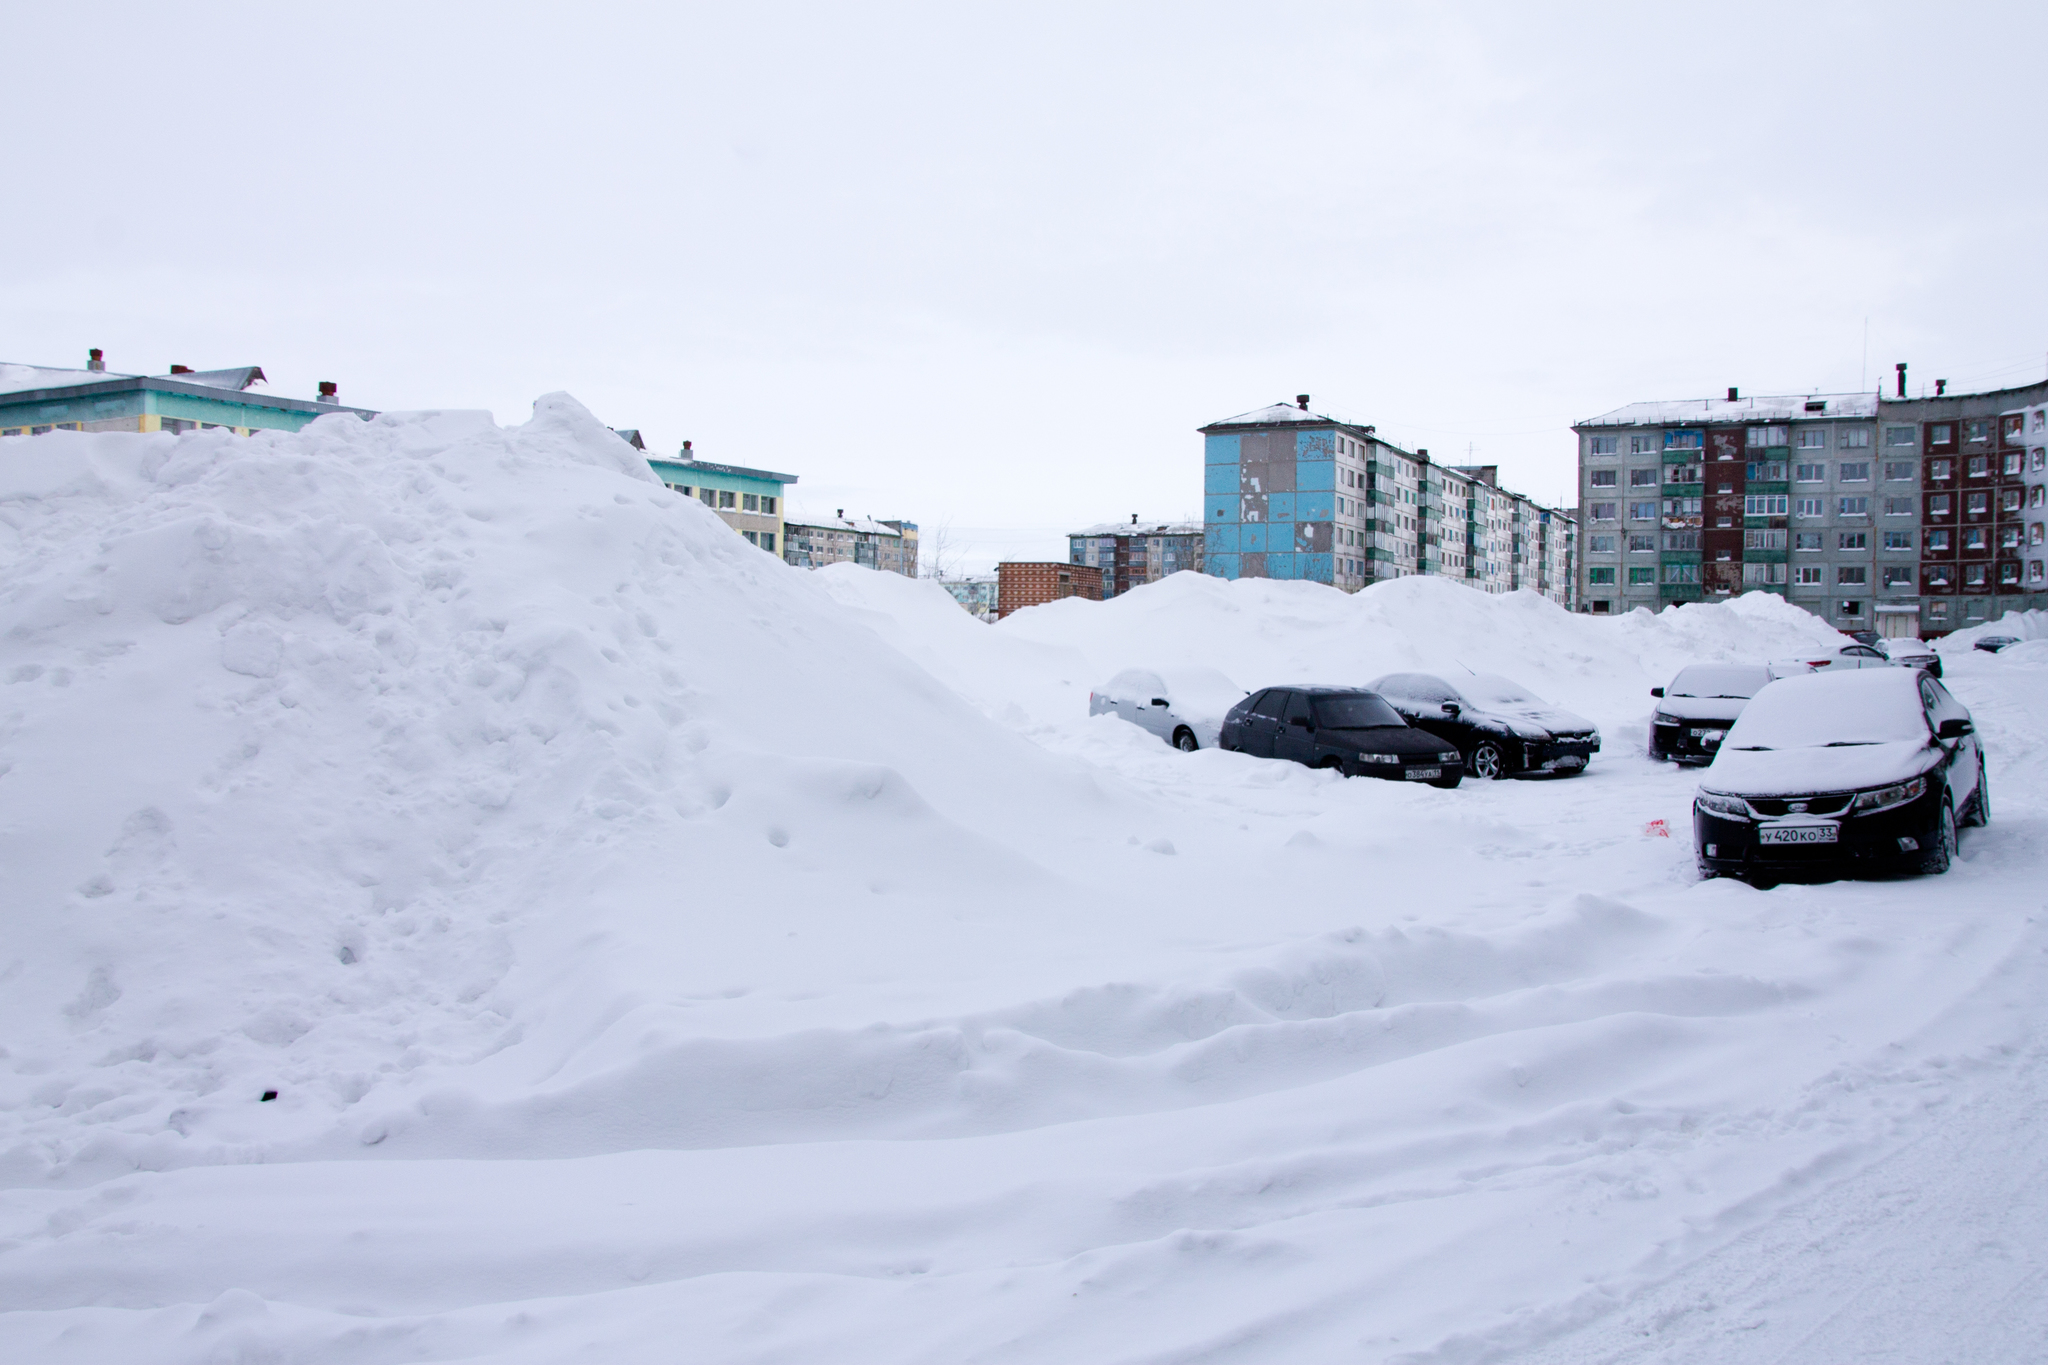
[1648,663,1774,765]
[1694,668,1986,884]
[1221,687,1465,786]
[1368,672,1601,779]
[1974,635,2021,653]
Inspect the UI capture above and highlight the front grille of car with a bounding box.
[1746,793,1854,818]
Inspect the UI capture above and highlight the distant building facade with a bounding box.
[997,561,1102,618]
[646,440,794,556]
[1067,518,1204,597]
[2018,399,2048,599]
[783,511,919,576]
[1201,396,1573,605]
[1573,375,2048,636]
[1,350,372,436]
[940,576,999,620]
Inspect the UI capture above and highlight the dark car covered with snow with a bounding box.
[1648,664,1775,765]
[1694,668,1986,884]
[1368,672,1601,779]
[1221,686,1464,786]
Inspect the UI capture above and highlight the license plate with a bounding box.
[1759,824,1838,845]
[1690,728,1725,742]
[1404,768,1442,780]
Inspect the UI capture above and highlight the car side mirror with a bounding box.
[1151,698,1169,707]
[1937,718,1973,739]
[1650,687,1664,698]
[1441,702,1461,717]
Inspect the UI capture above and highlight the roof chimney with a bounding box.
[836,508,844,519]
[170,364,193,375]
[1362,425,1375,436]
[1131,513,1139,524]
[1727,386,1739,401]
[1895,362,1907,398]
[316,381,338,404]
[87,348,106,372]
[1935,378,1947,396]
[681,440,693,457]
[1295,394,1310,410]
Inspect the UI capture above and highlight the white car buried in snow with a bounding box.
[1089,667,1246,752]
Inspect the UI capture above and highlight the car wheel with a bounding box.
[1962,758,1988,827]
[1919,798,1956,875]
[1469,740,1508,780]
[1428,774,1463,789]
[1173,728,1198,753]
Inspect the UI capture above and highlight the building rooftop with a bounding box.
[1,361,271,396]
[1575,392,1879,427]
[784,509,905,537]
[1070,520,1203,538]
[650,454,798,485]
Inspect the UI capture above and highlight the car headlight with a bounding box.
[1438,751,1460,764]
[1851,775,1927,815]
[1652,711,1679,725]
[1695,791,1750,819]
[1358,752,1400,765]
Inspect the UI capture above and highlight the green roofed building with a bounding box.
[644,439,795,556]
[0,349,373,437]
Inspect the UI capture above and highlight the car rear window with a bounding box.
[1312,694,1405,729]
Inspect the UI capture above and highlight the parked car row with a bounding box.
[1094,667,1602,786]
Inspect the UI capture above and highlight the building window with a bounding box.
[763,496,777,514]
[1664,430,1703,451]
[1966,492,1989,515]
[1883,566,1915,588]
[1628,501,1657,521]
[1795,429,1827,449]
[1795,463,1826,483]
[1629,434,1657,455]
[1926,565,1952,587]
[1927,528,1950,551]
[2032,562,2046,584]
[1586,534,1617,552]
[761,532,776,552]
[742,530,759,546]
[699,488,717,507]
[1663,563,1699,584]
[1839,461,1870,482]
[1629,467,1659,486]
[718,490,736,509]
[1839,427,1872,449]
[2035,449,2048,472]
[1666,463,1702,484]
[1929,459,1953,481]
[1927,494,1952,515]
[2004,453,2023,476]
[1628,566,1656,584]
[2034,485,2047,509]
[1662,497,1702,517]
[1589,469,1617,487]
[1794,565,1823,584]
[1882,496,1913,516]
[1743,528,1787,550]
[1967,455,1989,477]
[1837,566,1867,585]
[1883,530,1914,550]
[1662,531,1701,551]
[1838,600,1863,618]
[1885,425,1916,446]
[1930,424,1955,446]
[1964,565,1988,588]
[2000,526,2020,550]
[1744,494,1789,516]
[1883,461,1914,481]
[1587,567,1616,585]
[1795,497,1824,518]
[1743,561,1787,584]
[1794,531,1823,550]
[2033,523,2046,547]
[1628,532,1657,552]
[1838,531,1868,550]
[1965,420,1990,443]
[1746,426,1788,447]
[1838,497,1869,517]
[1928,599,1949,620]
[1746,460,1787,481]
[1588,435,1618,455]
[1962,527,1986,550]
[2002,488,2023,513]
[741,493,760,512]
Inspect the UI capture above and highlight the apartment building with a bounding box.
[1,349,371,436]
[1201,396,1573,605]
[783,511,919,576]
[2016,400,2048,597]
[996,561,1102,618]
[1068,518,1204,598]
[1574,374,2048,635]
[646,440,794,556]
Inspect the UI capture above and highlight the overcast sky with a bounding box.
[7,1,2044,572]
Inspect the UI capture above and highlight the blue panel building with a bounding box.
[1201,395,1431,590]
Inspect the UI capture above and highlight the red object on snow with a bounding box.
[1644,819,1670,838]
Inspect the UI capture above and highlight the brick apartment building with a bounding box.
[1068,518,1205,598]
[996,561,1103,619]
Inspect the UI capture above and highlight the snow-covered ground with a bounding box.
[3,403,2044,1363]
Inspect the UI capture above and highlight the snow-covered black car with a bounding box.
[1694,668,1986,884]
[1648,664,1775,765]
[1220,687,1464,786]
[1974,635,2021,653]
[1368,672,1601,779]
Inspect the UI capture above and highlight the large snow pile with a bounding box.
[4,406,2045,1364]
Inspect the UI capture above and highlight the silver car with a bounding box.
[1089,667,1244,751]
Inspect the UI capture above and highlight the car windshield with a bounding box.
[1312,694,1405,729]
[1668,664,1772,700]
[1719,671,1930,751]
[1460,674,1543,708]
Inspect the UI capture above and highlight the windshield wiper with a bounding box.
[1731,745,1774,751]
[1822,741,1878,747]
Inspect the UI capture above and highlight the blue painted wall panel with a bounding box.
[1238,523,1267,553]
[1205,433,1242,465]
[1266,551,1300,579]
[1206,552,1240,580]
[1204,494,1237,523]
[1266,492,1295,523]
[1204,464,1239,495]
[1303,553,1333,582]
[1296,491,1334,522]
[1295,459,1334,491]
[1294,431,1335,459]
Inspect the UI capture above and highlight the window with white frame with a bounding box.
[1589,468,1617,487]
[1746,426,1788,447]
[1796,463,1826,482]
[1794,565,1823,584]
[1883,530,1913,550]
[1627,532,1656,552]
[1794,532,1823,550]
[1836,566,1867,585]
[1795,497,1824,518]
[1588,435,1618,455]
[1629,434,1656,455]
[1838,427,1872,448]
[1629,467,1659,486]
[1883,460,1915,481]
[1839,462,1870,482]
[1795,429,1826,449]
[1838,497,1869,516]
[1884,425,1915,446]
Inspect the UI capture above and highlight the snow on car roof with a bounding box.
[1720,668,1930,750]
[1668,664,1773,698]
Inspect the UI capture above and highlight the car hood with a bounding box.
[1702,740,1936,797]
[1323,727,1455,756]
[1467,703,1597,737]
[1654,696,1749,723]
